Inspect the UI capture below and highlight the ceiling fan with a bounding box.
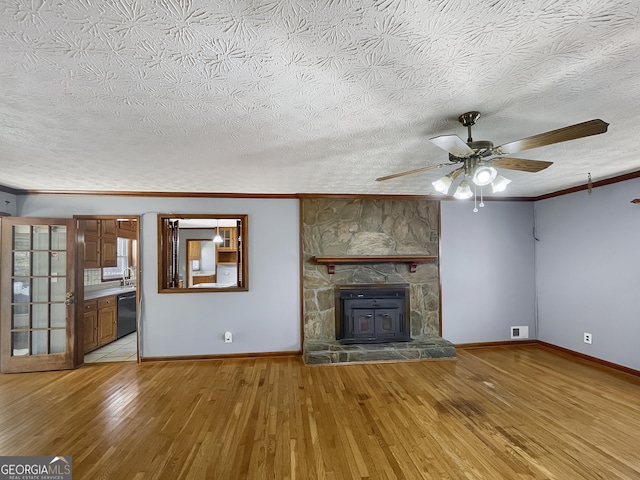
[376,112,609,198]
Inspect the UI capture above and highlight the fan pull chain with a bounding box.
[588,173,593,195]
[479,187,485,208]
[473,185,478,213]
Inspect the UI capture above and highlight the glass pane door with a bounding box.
[1,218,76,373]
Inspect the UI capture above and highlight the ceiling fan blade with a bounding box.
[490,157,553,173]
[375,163,450,182]
[430,135,474,157]
[494,119,609,155]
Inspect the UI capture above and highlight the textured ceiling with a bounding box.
[1,0,640,197]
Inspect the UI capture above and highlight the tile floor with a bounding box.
[84,332,137,363]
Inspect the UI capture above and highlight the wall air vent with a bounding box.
[511,326,529,339]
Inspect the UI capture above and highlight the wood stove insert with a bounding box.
[336,284,410,344]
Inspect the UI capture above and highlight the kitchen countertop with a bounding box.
[84,286,136,300]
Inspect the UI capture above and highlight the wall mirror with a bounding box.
[158,214,248,293]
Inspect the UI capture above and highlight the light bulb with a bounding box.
[472,165,498,186]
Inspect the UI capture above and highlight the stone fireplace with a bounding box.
[336,284,410,344]
[301,198,456,364]
[302,198,441,340]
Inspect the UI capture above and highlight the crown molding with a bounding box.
[533,170,640,201]
[18,190,298,199]
[11,168,640,201]
[15,190,530,201]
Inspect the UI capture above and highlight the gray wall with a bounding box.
[14,185,640,370]
[440,201,536,344]
[534,178,640,371]
[0,191,17,216]
[17,195,301,357]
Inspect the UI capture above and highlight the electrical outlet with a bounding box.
[224,331,233,343]
[584,332,592,344]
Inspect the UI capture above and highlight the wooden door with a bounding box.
[1,218,77,373]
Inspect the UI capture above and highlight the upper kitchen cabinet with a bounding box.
[100,219,117,267]
[102,219,117,237]
[80,219,117,268]
[217,226,237,252]
[116,219,137,239]
[81,219,100,235]
[187,240,201,261]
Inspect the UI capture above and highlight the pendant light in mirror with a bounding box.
[213,219,223,244]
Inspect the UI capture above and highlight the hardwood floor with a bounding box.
[1,345,639,479]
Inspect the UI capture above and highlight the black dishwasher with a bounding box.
[117,292,137,339]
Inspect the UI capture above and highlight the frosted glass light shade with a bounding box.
[453,180,473,199]
[432,175,453,194]
[491,175,512,193]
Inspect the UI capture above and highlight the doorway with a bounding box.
[76,216,140,365]
[0,215,141,373]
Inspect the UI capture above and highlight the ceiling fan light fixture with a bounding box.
[432,175,453,194]
[491,175,512,193]
[472,165,498,186]
[453,180,473,200]
[432,168,462,194]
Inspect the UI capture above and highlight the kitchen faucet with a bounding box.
[122,266,136,287]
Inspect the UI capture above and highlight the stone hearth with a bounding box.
[304,335,456,365]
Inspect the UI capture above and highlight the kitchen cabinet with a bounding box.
[81,219,100,235]
[116,219,137,239]
[100,219,117,268]
[80,219,100,268]
[80,219,117,268]
[83,300,98,352]
[83,235,100,268]
[102,219,117,237]
[218,227,237,251]
[192,274,216,285]
[97,296,117,347]
[187,241,201,261]
[101,236,117,267]
[82,295,117,353]
[217,226,238,264]
[217,250,238,265]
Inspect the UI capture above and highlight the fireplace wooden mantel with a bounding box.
[313,255,437,274]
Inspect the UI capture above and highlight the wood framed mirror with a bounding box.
[158,214,248,293]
